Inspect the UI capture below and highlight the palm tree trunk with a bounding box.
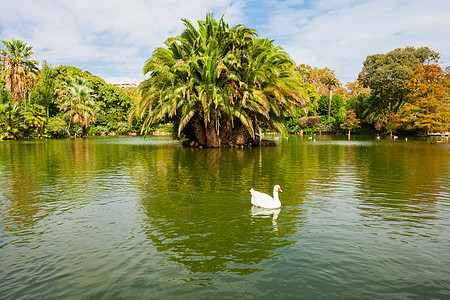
[328,87,332,120]
[235,122,251,145]
[205,120,220,147]
[67,118,72,138]
[13,94,20,108]
[190,116,206,146]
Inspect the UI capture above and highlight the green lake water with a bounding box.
[0,135,449,299]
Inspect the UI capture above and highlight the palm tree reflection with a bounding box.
[137,146,300,276]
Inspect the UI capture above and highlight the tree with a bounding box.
[57,75,99,135]
[318,94,345,120]
[345,80,371,98]
[322,76,339,120]
[25,104,47,138]
[0,38,38,108]
[358,46,440,114]
[296,64,348,98]
[0,103,25,140]
[340,109,360,137]
[33,61,55,118]
[398,64,450,134]
[0,79,13,104]
[131,13,309,147]
[90,77,132,131]
[381,111,399,136]
[53,65,132,133]
[345,92,371,122]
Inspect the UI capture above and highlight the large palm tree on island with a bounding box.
[0,38,38,108]
[131,13,309,147]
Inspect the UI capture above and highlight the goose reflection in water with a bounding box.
[251,206,282,231]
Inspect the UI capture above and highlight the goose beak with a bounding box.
[278,187,282,192]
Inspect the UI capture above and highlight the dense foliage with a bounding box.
[0,53,136,139]
[1,32,449,142]
[287,47,449,136]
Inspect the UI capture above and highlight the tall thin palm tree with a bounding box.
[0,38,38,108]
[132,13,309,147]
[323,76,339,120]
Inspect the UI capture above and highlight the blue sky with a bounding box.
[1,0,449,84]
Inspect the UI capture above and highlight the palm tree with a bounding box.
[0,38,38,108]
[323,76,339,120]
[0,103,25,140]
[131,13,309,147]
[57,75,98,135]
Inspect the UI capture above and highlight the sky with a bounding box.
[1,0,449,84]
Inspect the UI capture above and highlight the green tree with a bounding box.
[0,79,13,104]
[318,94,345,119]
[358,46,440,114]
[46,115,68,138]
[345,92,371,121]
[0,103,25,140]
[322,76,339,120]
[90,77,131,132]
[131,13,308,147]
[381,111,399,136]
[25,104,47,138]
[33,61,55,118]
[53,65,132,133]
[0,38,38,108]
[57,75,99,135]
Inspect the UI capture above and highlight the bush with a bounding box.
[0,104,25,140]
[47,116,68,138]
[25,104,49,139]
[155,123,173,133]
[86,125,110,135]
[318,116,337,132]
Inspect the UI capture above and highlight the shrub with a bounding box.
[25,104,49,139]
[47,116,68,138]
[0,104,25,140]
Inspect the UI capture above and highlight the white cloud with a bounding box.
[1,0,449,84]
[259,0,450,82]
[0,0,238,81]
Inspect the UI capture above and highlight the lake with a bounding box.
[1,135,449,299]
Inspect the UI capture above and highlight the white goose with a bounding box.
[250,185,282,208]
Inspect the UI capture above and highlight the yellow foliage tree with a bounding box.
[399,64,450,134]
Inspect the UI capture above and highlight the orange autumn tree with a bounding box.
[340,109,360,136]
[399,64,450,134]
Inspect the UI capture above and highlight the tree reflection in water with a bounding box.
[135,145,301,276]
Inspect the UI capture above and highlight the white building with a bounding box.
[108,79,142,88]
